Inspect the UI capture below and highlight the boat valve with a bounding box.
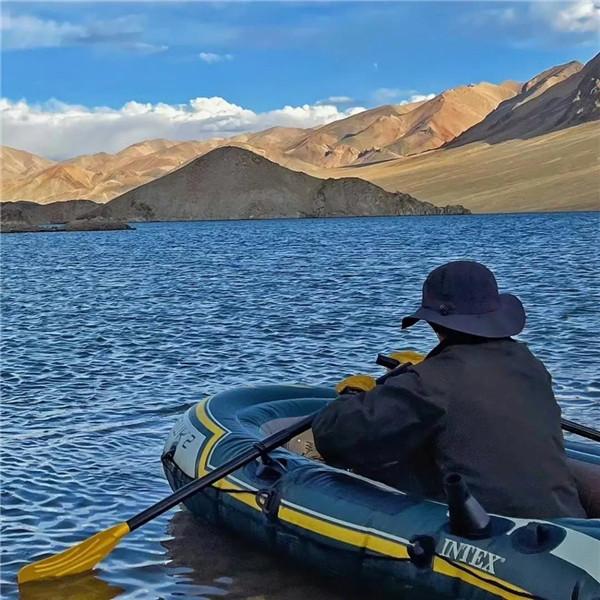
[444,473,491,539]
[407,535,437,569]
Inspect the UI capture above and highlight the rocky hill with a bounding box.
[86,146,468,221]
[1,199,100,227]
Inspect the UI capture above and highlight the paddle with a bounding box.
[560,418,600,443]
[376,352,600,444]
[17,412,316,584]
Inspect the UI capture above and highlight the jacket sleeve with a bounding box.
[312,369,445,472]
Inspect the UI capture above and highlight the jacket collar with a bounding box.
[426,334,513,359]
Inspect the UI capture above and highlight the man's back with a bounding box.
[313,338,585,518]
[414,338,584,517]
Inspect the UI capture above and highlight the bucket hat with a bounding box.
[401,261,525,338]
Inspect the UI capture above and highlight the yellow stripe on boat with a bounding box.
[196,398,227,477]
[278,504,409,559]
[195,399,261,511]
[433,556,529,599]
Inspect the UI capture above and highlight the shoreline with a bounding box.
[1,221,133,234]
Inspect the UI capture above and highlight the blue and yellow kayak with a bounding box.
[162,385,600,599]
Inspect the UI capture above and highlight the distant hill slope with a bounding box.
[333,122,598,213]
[2,163,101,204]
[88,146,468,221]
[451,57,597,145]
[0,146,55,180]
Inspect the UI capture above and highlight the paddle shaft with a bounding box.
[376,354,600,444]
[127,413,315,531]
[561,418,600,443]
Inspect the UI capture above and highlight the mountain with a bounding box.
[0,82,522,203]
[451,57,597,145]
[284,82,520,167]
[332,122,598,213]
[0,132,315,204]
[279,102,426,167]
[228,126,309,153]
[60,140,183,175]
[1,55,597,213]
[0,146,55,180]
[325,54,599,213]
[86,146,468,221]
[2,163,101,204]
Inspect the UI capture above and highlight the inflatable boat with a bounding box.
[162,385,600,599]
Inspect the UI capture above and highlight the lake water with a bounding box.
[2,213,599,599]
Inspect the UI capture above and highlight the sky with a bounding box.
[1,1,598,159]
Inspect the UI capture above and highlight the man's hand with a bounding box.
[387,350,425,367]
[336,374,376,395]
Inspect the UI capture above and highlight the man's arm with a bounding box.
[312,370,445,473]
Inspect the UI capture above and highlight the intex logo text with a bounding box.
[439,538,506,575]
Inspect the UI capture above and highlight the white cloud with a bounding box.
[123,42,168,55]
[373,88,436,104]
[316,95,355,106]
[198,52,234,64]
[372,88,404,102]
[0,96,366,159]
[463,7,518,28]
[0,11,167,53]
[543,0,600,33]
[0,13,85,49]
[399,93,436,105]
[463,1,599,45]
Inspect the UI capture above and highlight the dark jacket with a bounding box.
[313,337,585,518]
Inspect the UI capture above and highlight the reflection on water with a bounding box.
[163,510,364,599]
[2,213,599,599]
[19,574,123,600]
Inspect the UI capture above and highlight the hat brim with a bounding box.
[401,293,526,338]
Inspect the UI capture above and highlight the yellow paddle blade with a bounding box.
[18,522,130,584]
[388,350,425,365]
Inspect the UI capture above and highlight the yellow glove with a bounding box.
[336,374,376,395]
[388,350,425,367]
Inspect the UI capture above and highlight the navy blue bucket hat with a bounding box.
[401,261,526,338]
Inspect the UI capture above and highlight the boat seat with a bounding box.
[261,416,323,460]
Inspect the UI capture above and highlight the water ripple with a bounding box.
[1,214,599,599]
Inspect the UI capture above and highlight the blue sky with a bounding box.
[1,1,598,158]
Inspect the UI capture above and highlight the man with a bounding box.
[313,260,585,518]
